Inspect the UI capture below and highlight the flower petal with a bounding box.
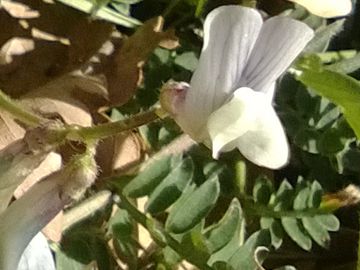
[289,0,352,18]
[18,233,56,270]
[243,16,314,94]
[207,87,289,169]
[0,178,65,270]
[177,6,263,140]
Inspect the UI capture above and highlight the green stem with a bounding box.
[195,0,206,17]
[243,199,333,219]
[117,193,212,270]
[69,109,159,142]
[241,0,257,8]
[234,159,247,195]
[162,0,182,18]
[0,91,43,127]
[317,50,356,63]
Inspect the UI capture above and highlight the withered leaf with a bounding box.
[0,37,34,65]
[1,0,40,19]
[105,16,179,107]
[0,0,113,97]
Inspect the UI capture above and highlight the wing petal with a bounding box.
[207,87,289,169]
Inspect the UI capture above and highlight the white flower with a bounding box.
[289,0,352,18]
[0,148,97,270]
[163,6,314,169]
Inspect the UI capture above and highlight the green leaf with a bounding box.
[253,178,273,205]
[207,219,246,266]
[296,64,360,139]
[56,249,86,270]
[174,52,198,71]
[260,218,283,249]
[293,187,311,210]
[269,219,284,249]
[212,262,234,270]
[108,209,137,268]
[123,155,173,198]
[281,217,312,251]
[204,198,243,253]
[61,227,114,269]
[227,230,271,270]
[315,215,340,231]
[328,52,360,74]
[294,128,321,154]
[304,20,345,53]
[166,176,220,233]
[318,128,344,155]
[176,223,211,258]
[308,181,323,208]
[273,180,294,211]
[146,157,194,214]
[302,217,330,248]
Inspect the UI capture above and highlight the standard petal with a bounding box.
[243,16,314,95]
[177,6,263,140]
[207,87,289,169]
[289,0,352,18]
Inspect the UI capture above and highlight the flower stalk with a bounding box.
[67,108,159,142]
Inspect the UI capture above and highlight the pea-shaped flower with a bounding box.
[161,6,314,169]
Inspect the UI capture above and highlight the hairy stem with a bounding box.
[68,109,160,142]
[0,90,43,127]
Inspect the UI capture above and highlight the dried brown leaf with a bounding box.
[0,37,34,64]
[1,0,40,19]
[14,152,62,198]
[0,110,25,150]
[13,152,63,242]
[42,211,63,242]
[0,0,113,97]
[105,16,179,106]
[112,131,144,172]
[21,75,96,126]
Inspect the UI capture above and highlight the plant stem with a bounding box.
[243,199,333,219]
[70,109,159,141]
[163,0,182,18]
[117,193,213,270]
[235,159,247,195]
[0,90,43,127]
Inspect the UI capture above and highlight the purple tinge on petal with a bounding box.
[0,176,66,270]
[243,16,314,95]
[176,6,263,140]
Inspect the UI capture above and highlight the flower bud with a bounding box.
[59,146,98,200]
[159,80,189,116]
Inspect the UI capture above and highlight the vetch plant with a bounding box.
[161,6,314,169]
[0,0,358,269]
